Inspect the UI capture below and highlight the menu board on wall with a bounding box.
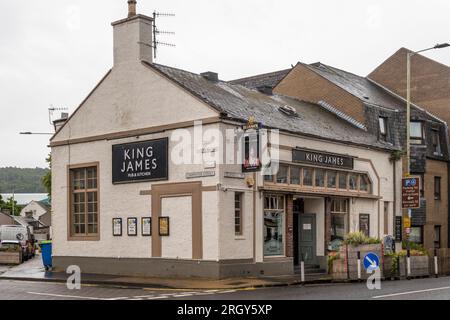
[113,218,122,237]
[142,217,151,236]
[127,217,138,236]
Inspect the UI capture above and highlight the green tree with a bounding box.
[42,153,52,198]
[4,197,21,216]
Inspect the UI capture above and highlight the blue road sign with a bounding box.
[363,252,379,270]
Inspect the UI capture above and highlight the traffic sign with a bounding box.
[402,177,421,209]
[363,252,379,270]
[403,216,411,228]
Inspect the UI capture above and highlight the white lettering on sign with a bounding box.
[303,224,312,230]
[305,153,344,166]
[121,146,158,176]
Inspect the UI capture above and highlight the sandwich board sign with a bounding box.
[402,177,420,209]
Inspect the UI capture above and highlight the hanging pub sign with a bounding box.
[112,138,168,184]
[292,148,354,170]
[242,117,262,172]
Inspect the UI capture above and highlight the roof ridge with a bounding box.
[230,68,292,83]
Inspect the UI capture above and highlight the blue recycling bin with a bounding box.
[40,240,52,270]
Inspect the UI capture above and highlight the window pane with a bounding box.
[360,175,370,192]
[410,122,422,138]
[264,211,284,256]
[410,227,422,243]
[331,214,346,241]
[349,174,358,190]
[315,169,325,187]
[264,175,274,182]
[327,171,337,188]
[339,173,347,189]
[290,166,300,185]
[277,165,288,184]
[359,214,370,237]
[379,117,386,135]
[303,168,313,186]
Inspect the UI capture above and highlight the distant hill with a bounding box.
[0,167,49,193]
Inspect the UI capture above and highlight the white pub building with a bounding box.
[50,2,402,278]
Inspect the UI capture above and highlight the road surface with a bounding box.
[1,276,450,300]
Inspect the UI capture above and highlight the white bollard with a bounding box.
[300,261,305,282]
[406,250,411,279]
[357,251,362,280]
[434,250,439,277]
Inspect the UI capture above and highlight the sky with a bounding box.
[0,0,449,168]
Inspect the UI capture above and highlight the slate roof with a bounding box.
[146,62,398,151]
[305,62,403,110]
[229,69,292,90]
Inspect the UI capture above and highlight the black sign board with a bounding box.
[242,131,261,172]
[112,138,168,184]
[292,148,354,170]
[395,216,402,242]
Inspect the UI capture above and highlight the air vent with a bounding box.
[279,105,298,117]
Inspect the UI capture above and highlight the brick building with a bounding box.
[232,61,450,250]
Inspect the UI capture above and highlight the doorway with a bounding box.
[298,214,317,265]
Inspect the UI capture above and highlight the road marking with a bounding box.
[372,286,450,299]
[27,291,108,300]
[217,290,237,294]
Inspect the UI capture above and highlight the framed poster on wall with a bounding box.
[112,218,122,236]
[127,217,138,236]
[142,217,152,236]
[159,217,170,236]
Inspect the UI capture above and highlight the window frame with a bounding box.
[359,213,370,237]
[234,192,244,236]
[67,162,100,241]
[378,117,388,141]
[432,129,442,155]
[434,176,441,200]
[263,195,286,257]
[410,121,424,144]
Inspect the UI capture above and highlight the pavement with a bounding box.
[0,254,332,290]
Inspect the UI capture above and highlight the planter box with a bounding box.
[383,255,429,278]
[331,244,383,280]
[0,251,22,265]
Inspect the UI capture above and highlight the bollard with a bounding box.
[357,251,361,281]
[300,260,305,282]
[434,249,439,278]
[406,249,411,279]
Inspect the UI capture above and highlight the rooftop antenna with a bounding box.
[152,11,176,60]
[48,105,68,125]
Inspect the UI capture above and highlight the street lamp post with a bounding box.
[404,43,449,252]
[406,43,450,175]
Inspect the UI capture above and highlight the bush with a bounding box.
[343,232,381,247]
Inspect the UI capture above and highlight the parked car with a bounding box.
[0,225,35,261]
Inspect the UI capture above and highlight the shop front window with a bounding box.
[290,166,301,185]
[339,173,347,190]
[327,171,337,189]
[330,199,348,242]
[303,167,313,186]
[359,214,370,237]
[410,226,423,244]
[315,169,325,187]
[264,195,285,257]
[349,174,358,190]
[277,165,288,184]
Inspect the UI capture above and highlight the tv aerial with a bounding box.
[48,105,68,125]
[152,11,176,60]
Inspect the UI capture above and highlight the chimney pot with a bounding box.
[128,0,137,18]
[201,72,219,82]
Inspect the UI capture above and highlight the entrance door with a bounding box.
[298,214,317,265]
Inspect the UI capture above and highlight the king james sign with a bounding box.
[292,148,354,170]
[112,138,168,184]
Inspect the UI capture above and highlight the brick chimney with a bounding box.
[111,0,153,66]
